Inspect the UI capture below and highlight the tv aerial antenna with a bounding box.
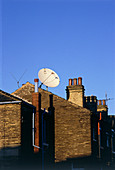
[105,92,114,102]
[104,92,114,109]
[10,69,27,88]
[38,68,60,91]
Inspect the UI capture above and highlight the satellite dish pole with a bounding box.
[46,86,48,91]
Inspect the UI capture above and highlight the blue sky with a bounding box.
[1,0,115,114]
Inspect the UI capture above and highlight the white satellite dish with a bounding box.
[38,68,60,88]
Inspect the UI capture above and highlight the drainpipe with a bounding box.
[42,108,46,170]
[32,108,46,170]
[32,109,40,149]
[98,122,101,159]
[98,112,102,159]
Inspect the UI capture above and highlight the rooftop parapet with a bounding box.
[109,115,115,118]
[85,96,97,103]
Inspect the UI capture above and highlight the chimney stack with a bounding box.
[66,77,84,107]
[32,78,40,153]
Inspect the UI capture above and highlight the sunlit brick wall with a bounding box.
[0,103,21,156]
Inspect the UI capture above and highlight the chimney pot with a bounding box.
[99,100,102,105]
[69,79,72,86]
[78,77,82,85]
[34,78,39,82]
[73,78,77,85]
[103,100,106,106]
[34,78,39,92]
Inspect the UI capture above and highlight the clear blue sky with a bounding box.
[1,0,115,114]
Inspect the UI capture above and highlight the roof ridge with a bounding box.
[38,88,87,110]
[11,81,34,94]
[10,82,90,112]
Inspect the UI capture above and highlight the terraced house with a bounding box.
[0,77,115,170]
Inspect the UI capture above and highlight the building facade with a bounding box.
[0,76,115,169]
[12,80,91,163]
[0,90,35,169]
[66,77,115,169]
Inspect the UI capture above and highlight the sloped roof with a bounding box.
[0,89,21,102]
[11,81,90,112]
[0,89,35,108]
[12,82,34,104]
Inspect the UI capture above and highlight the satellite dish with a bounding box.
[38,68,60,88]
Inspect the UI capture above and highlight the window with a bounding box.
[71,163,84,170]
[111,129,115,153]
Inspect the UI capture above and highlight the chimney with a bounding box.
[32,78,41,153]
[49,94,53,108]
[66,77,85,107]
[48,94,55,114]
[97,99,108,117]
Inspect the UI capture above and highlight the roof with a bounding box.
[0,89,21,102]
[12,82,34,104]
[0,89,35,108]
[11,82,90,113]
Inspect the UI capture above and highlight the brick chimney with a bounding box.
[66,77,85,107]
[97,99,108,118]
[84,95,97,114]
[32,78,40,153]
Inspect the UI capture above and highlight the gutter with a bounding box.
[0,101,22,104]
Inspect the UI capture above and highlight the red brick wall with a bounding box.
[32,92,40,153]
